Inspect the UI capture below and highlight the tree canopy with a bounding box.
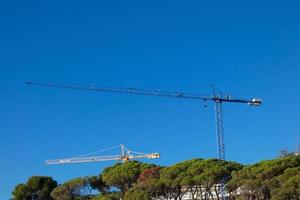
[271,166,300,200]
[12,176,57,200]
[227,155,300,200]
[101,160,155,193]
[11,155,300,200]
[129,158,243,200]
[51,177,94,200]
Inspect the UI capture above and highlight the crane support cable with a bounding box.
[72,144,121,158]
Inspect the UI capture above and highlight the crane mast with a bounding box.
[215,100,225,160]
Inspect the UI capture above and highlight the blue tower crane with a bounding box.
[26,80,261,161]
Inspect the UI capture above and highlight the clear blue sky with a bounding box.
[1,0,300,199]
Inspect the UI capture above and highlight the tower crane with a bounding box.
[26,80,262,160]
[46,144,160,165]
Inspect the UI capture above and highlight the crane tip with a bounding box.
[248,98,262,106]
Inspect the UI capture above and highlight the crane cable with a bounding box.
[72,144,121,158]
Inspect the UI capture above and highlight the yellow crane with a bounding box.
[45,144,160,165]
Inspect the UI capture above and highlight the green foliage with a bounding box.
[101,161,155,193]
[89,175,109,194]
[91,192,122,200]
[159,158,242,199]
[160,159,199,188]
[124,159,242,200]
[13,156,300,200]
[51,177,94,200]
[227,155,300,200]
[12,184,31,200]
[12,176,57,200]
[271,166,300,200]
[189,158,242,184]
[124,188,151,200]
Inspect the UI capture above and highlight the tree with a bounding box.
[90,193,122,200]
[159,159,200,200]
[132,158,243,200]
[17,156,300,200]
[12,176,57,200]
[125,166,165,200]
[12,184,31,200]
[51,177,94,200]
[89,175,109,195]
[227,155,300,200]
[137,166,162,185]
[271,166,300,200]
[124,188,151,200]
[101,161,155,193]
[187,159,242,200]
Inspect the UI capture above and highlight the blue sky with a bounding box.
[1,0,300,199]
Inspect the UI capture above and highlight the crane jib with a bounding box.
[25,81,259,104]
